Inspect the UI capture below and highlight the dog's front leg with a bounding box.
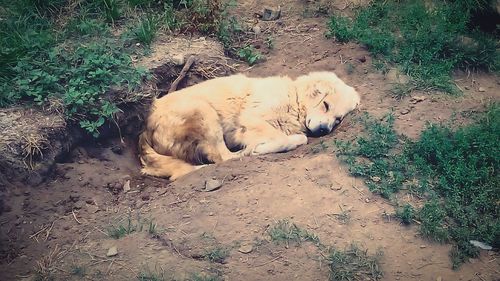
[251,134,308,155]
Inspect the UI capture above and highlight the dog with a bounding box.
[139,71,360,180]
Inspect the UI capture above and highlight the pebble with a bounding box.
[400,109,410,115]
[123,180,131,193]
[478,87,486,92]
[106,246,118,257]
[365,198,370,203]
[205,179,223,192]
[238,244,253,254]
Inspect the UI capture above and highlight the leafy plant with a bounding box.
[267,219,320,246]
[327,0,499,95]
[335,105,500,268]
[327,244,383,281]
[237,45,262,65]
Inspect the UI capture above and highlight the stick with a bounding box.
[72,210,82,224]
[168,56,196,94]
[251,255,283,267]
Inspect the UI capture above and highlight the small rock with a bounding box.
[464,86,470,90]
[73,201,85,210]
[111,145,123,155]
[410,96,427,104]
[171,54,185,66]
[123,180,131,193]
[238,244,253,254]
[261,6,281,21]
[358,56,366,63]
[106,246,118,257]
[365,198,370,203]
[371,176,381,182]
[400,109,410,115]
[252,25,261,35]
[330,185,342,191]
[420,245,426,248]
[205,179,223,192]
[135,43,141,47]
[436,276,442,281]
[69,193,80,203]
[478,87,486,92]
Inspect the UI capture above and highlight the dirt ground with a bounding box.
[1,1,499,280]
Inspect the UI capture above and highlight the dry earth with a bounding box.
[1,1,499,281]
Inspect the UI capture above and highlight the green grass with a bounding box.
[267,219,320,246]
[327,244,383,281]
[335,105,500,268]
[70,265,86,277]
[237,45,262,66]
[203,246,229,263]
[0,0,228,137]
[107,214,159,239]
[327,0,499,96]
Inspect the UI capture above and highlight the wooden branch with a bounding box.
[168,56,196,94]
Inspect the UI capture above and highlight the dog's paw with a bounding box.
[288,134,308,146]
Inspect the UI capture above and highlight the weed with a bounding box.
[190,273,222,281]
[107,212,146,239]
[395,204,415,225]
[335,105,500,268]
[330,207,351,225]
[237,45,262,66]
[148,220,158,236]
[345,62,355,75]
[203,246,229,263]
[311,140,328,154]
[133,16,159,46]
[267,219,320,246]
[265,36,275,50]
[327,244,383,281]
[327,0,499,95]
[137,266,167,281]
[70,265,86,277]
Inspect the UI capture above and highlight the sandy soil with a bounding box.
[1,1,499,281]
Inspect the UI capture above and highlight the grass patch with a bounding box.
[0,0,231,137]
[335,105,500,268]
[107,213,159,239]
[327,0,499,95]
[203,246,229,263]
[70,265,86,277]
[327,244,383,281]
[237,45,262,66]
[267,219,320,247]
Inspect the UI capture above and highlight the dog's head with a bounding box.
[294,71,360,136]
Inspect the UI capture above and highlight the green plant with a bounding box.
[327,0,499,95]
[267,219,320,246]
[148,219,158,236]
[335,105,500,268]
[70,265,86,277]
[133,16,159,46]
[395,204,415,225]
[103,0,121,23]
[190,273,222,281]
[237,45,262,66]
[203,246,229,263]
[327,244,383,281]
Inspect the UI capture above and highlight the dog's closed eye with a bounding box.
[323,101,330,112]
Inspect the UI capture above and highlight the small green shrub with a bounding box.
[327,244,383,281]
[327,0,499,95]
[395,204,415,225]
[267,219,320,246]
[335,105,500,268]
[203,246,229,263]
[237,45,262,65]
[133,16,159,46]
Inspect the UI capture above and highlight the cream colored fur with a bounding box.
[139,71,360,180]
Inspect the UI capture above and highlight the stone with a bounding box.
[205,179,223,192]
[238,244,253,254]
[261,6,281,21]
[123,180,131,193]
[478,87,486,92]
[106,246,118,257]
[171,54,185,66]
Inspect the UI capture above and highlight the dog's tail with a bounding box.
[138,132,201,180]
